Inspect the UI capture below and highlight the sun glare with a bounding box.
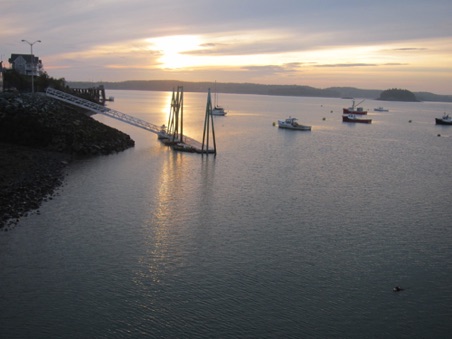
[147,35,203,69]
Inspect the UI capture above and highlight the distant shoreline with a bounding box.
[68,80,452,103]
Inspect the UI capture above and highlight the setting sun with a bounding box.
[147,35,203,69]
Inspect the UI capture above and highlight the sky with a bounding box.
[2,0,452,94]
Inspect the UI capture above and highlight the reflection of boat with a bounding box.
[435,113,452,125]
[374,106,389,112]
[212,82,227,116]
[278,117,311,130]
[343,99,367,114]
[342,114,372,124]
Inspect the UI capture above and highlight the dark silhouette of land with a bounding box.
[68,80,452,102]
[0,92,134,230]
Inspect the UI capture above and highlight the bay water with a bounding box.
[1,90,451,338]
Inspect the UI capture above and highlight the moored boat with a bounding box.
[157,124,170,140]
[212,105,227,116]
[342,114,372,124]
[172,142,196,152]
[278,117,311,130]
[435,113,452,125]
[343,99,367,114]
[212,81,227,116]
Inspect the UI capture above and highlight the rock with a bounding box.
[0,92,135,229]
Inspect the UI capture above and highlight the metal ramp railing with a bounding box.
[46,87,163,134]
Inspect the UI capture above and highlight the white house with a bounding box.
[8,54,43,76]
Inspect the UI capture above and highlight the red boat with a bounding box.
[343,99,367,114]
[342,114,372,124]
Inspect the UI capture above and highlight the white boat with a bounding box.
[212,82,227,116]
[212,105,227,116]
[277,117,311,131]
[157,124,169,140]
[374,106,389,112]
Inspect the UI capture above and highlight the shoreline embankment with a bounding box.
[0,92,135,230]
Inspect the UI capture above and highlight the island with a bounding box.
[377,88,418,102]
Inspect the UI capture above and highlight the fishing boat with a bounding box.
[342,114,372,124]
[374,106,389,112]
[435,113,452,125]
[277,117,311,130]
[343,99,367,114]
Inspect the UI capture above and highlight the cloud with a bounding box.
[2,0,451,93]
[392,48,428,51]
[314,63,378,68]
[242,63,303,74]
[314,62,409,68]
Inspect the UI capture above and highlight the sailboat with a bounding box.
[212,82,227,116]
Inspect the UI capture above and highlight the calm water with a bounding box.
[1,90,452,338]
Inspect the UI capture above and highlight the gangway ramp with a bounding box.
[46,87,162,134]
[45,88,212,153]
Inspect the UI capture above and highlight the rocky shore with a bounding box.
[0,92,135,230]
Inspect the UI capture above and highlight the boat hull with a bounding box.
[343,108,367,114]
[278,124,311,131]
[435,118,452,125]
[342,115,372,124]
[212,110,226,116]
[172,143,196,153]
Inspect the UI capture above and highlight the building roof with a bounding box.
[9,54,40,64]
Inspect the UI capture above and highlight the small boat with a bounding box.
[172,143,195,153]
[374,106,389,112]
[435,113,452,125]
[157,124,170,140]
[343,99,367,114]
[342,114,372,124]
[212,105,227,116]
[278,117,311,130]
[212,82,227,116]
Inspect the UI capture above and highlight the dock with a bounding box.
[46,87,216,155]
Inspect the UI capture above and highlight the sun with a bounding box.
[147,35,203,69]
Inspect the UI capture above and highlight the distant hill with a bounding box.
[324,87,382,100]
[414,91,452,102]
[67,80,452,103]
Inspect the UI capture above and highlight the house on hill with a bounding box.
[8,54,43,76]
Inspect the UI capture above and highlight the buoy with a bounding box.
[408,120,412,123]
[437,134,441,137]
[272,122,276,126]
[322,117,326,120]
